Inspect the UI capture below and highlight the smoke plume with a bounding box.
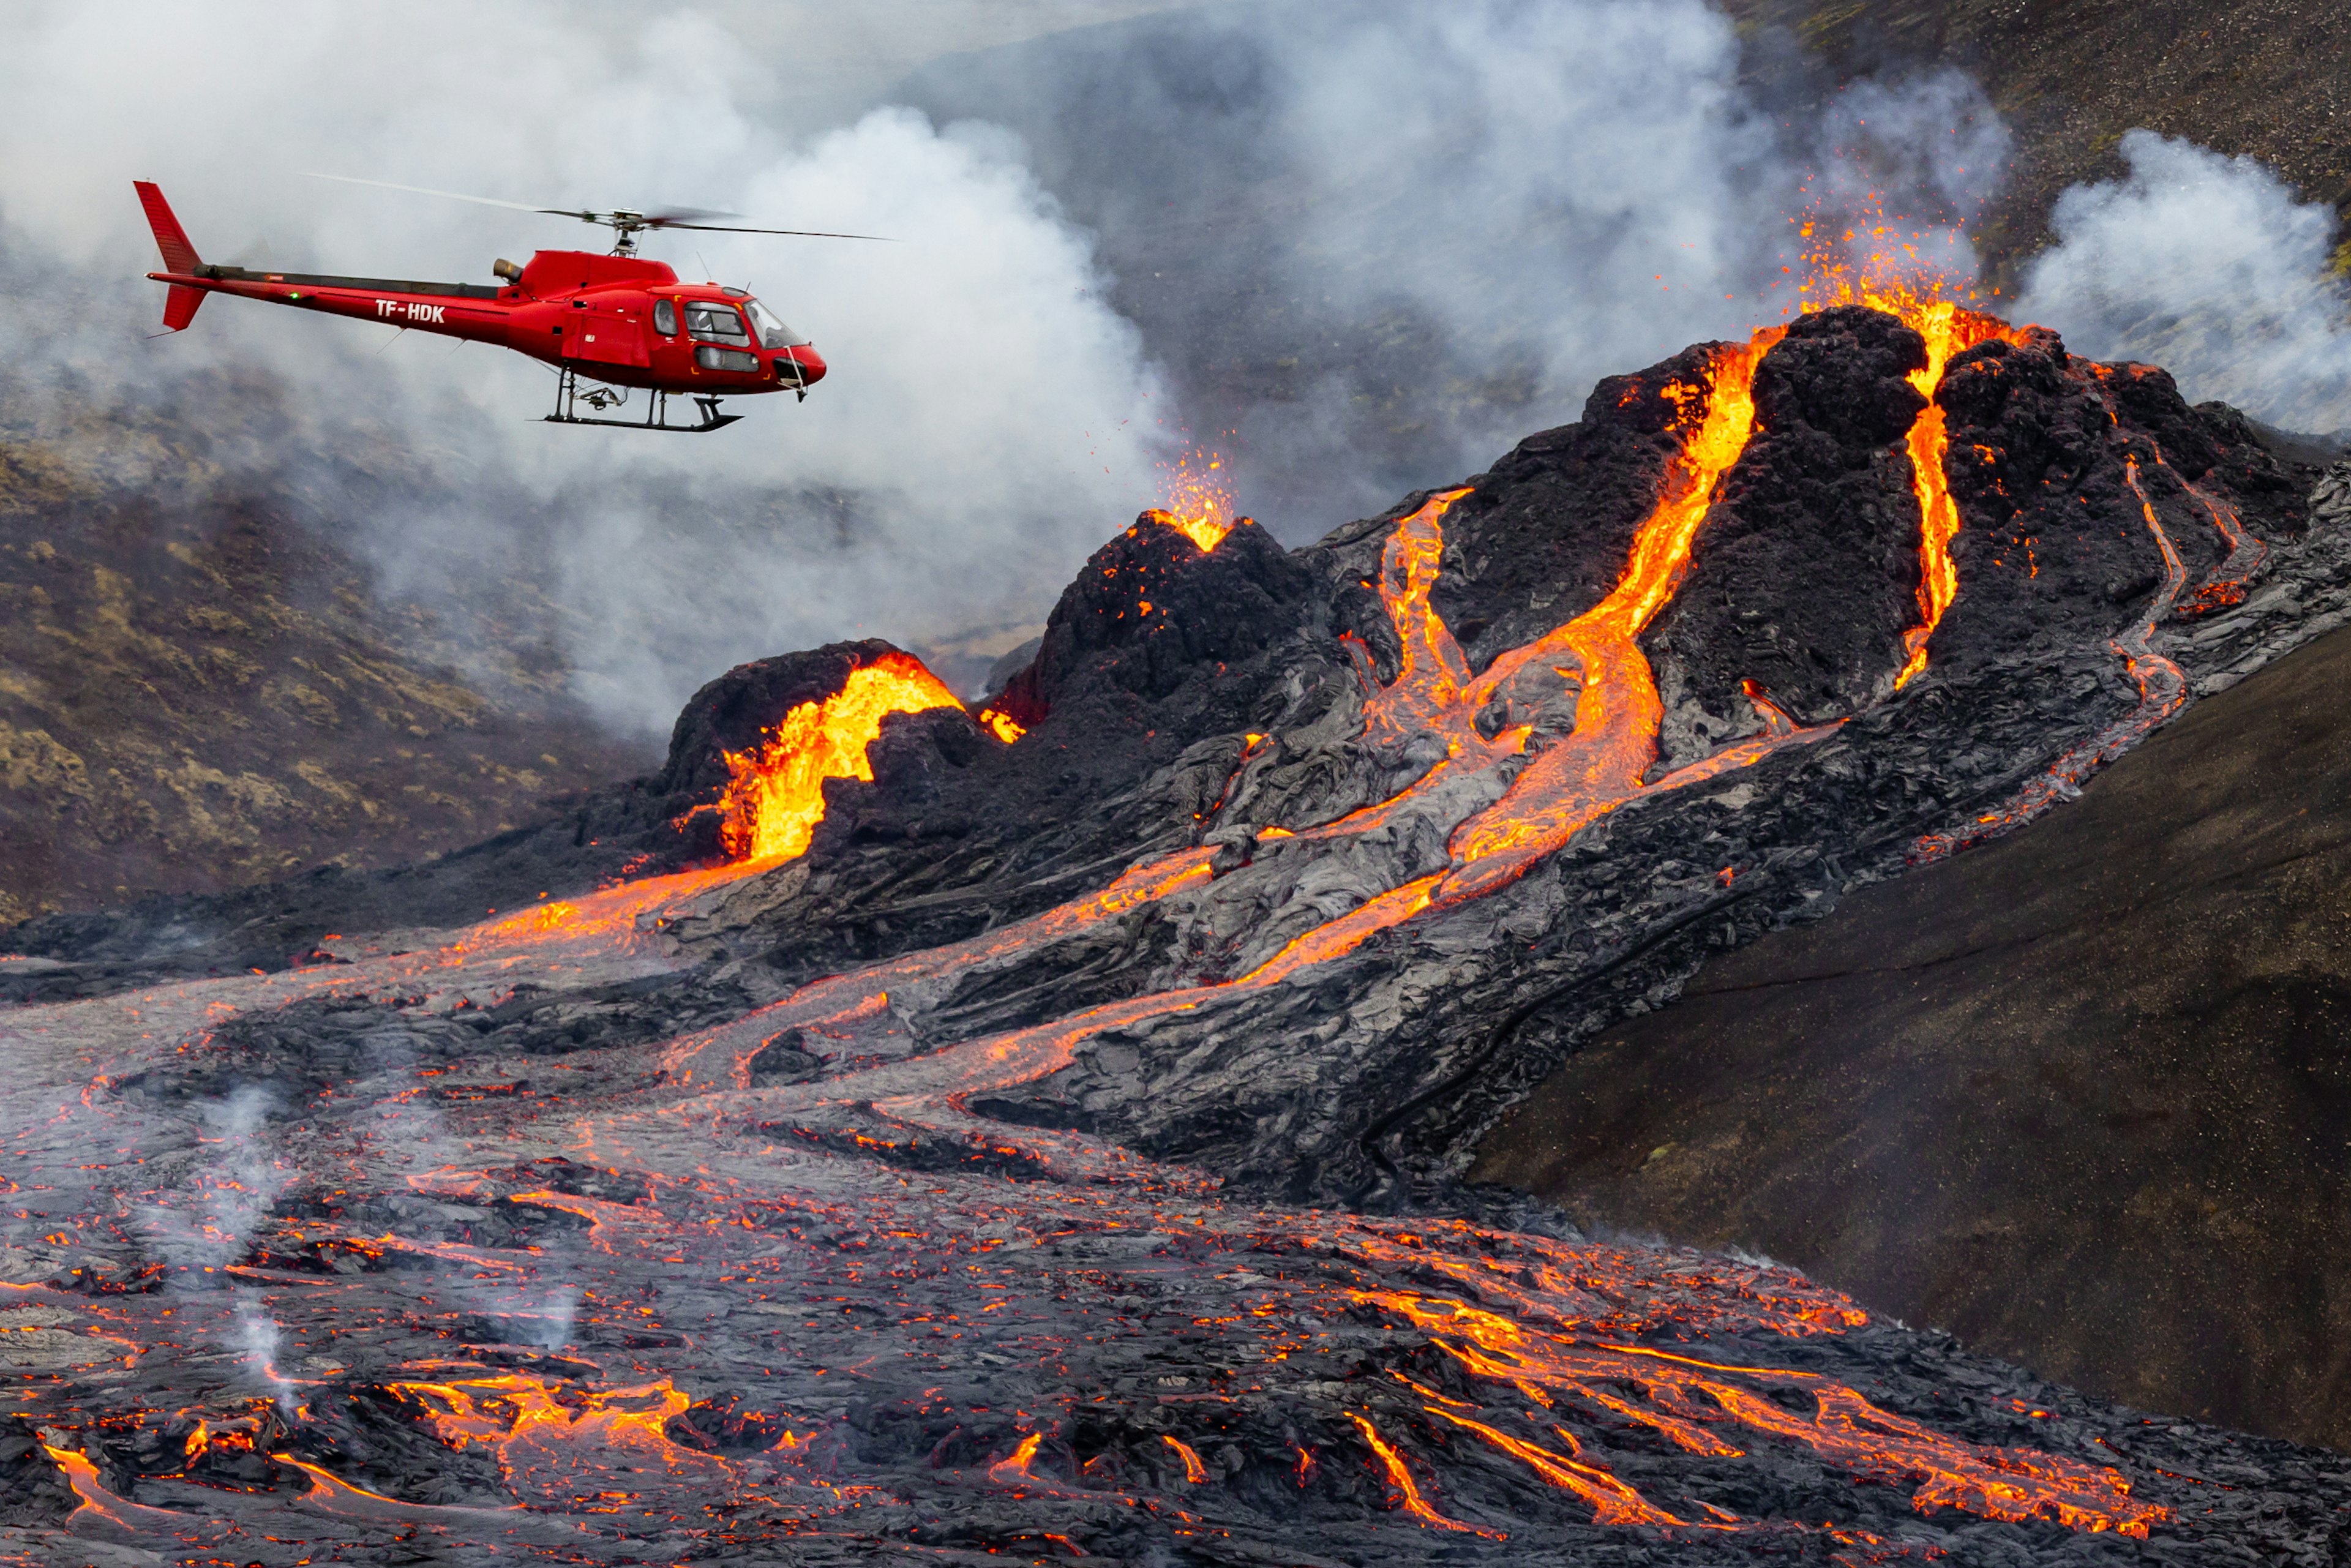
[901,0,2010,533]
[148,1087,290,1272]
[233,1299,296,1411]
[2014,129,2351,436]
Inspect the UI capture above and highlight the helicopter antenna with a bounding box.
[303,173,894,253]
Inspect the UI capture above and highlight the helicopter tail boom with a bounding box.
[134,181,208,332]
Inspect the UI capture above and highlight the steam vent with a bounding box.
[10,303,2351,1564]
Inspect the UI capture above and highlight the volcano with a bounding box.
[6,302,2351,1565]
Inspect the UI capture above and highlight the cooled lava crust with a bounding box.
[7,306,2351,1564]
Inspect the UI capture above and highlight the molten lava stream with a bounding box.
[1432,330,1796,906]
[676,343,1844,1106]
[1885,299,2017,688]
[654,846,1218,1090]
[1352,487,1479,745]
[1799,233,2022,688]
[42,1444,201,1534]
[1360,1291,2167,1538]
[446,647,1022,985]
[2177,469,2270,612]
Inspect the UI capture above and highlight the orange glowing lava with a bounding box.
[990,1431,1045,1486]
[1362,1290,2168,1539]
[716,651,965,863]
[1163,1434,1209,1482]
[1439,332,1785,897]
[1796,222,2019,688]
[1349,1412,1499,1537]
[977,706,1026,743]
[1430,1408,1689,1528]
[1153,446,1237,550]
[1880,295,2016,686]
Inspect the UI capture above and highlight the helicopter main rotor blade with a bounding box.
[303,174,891,242]
[302,172,598,223]
[656,220,898,241]
[638,208,740,226]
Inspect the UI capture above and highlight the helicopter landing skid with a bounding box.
[545,369,739,433]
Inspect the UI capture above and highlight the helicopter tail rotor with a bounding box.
[133,181,208,332]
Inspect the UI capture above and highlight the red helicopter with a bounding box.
[136,176,885,433]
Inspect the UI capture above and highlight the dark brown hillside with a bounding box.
[1721,0,2351,279]
[0,437,646,925]
[1474,614,2351,1452]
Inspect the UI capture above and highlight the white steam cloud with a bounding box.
[234,1298,296,1411]
[1272,9,2003,388]
[906,1,2014,529]
[142,1087,290,1272]
[2015,130,2351,435]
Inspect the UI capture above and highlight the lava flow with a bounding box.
[1884,296,2017,686]
[1439,330,1793,901]
[2,288,2328,1564]
[714,650,966,863]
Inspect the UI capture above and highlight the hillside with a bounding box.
[0,430,645,925]
[7,304,2350,1563]
[1719,0,2351,283]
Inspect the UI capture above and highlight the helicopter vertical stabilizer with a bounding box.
[133,180,206,331]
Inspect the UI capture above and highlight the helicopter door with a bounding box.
[560,299,652,369]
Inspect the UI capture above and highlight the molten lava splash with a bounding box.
[1143,505,1232,554]
[716,651,964,863]
[1153,446,1237,551]
[976,706,1025,743]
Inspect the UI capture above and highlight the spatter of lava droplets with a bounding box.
[1153,445,1238,551]
[6,306,2261,1564]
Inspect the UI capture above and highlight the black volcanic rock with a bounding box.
[1473,609,2351,1453]
[0,1416,75,1526]
[1753,304,1932,447]
[1645,306,1930,759]
[995,511,1313,721]
[1919,329,2309,675]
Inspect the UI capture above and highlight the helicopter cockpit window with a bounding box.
[741,298,810,348]
[653,299,678,336]
[683,300,751,347]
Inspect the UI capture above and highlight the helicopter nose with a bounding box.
[782,345,827,386]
